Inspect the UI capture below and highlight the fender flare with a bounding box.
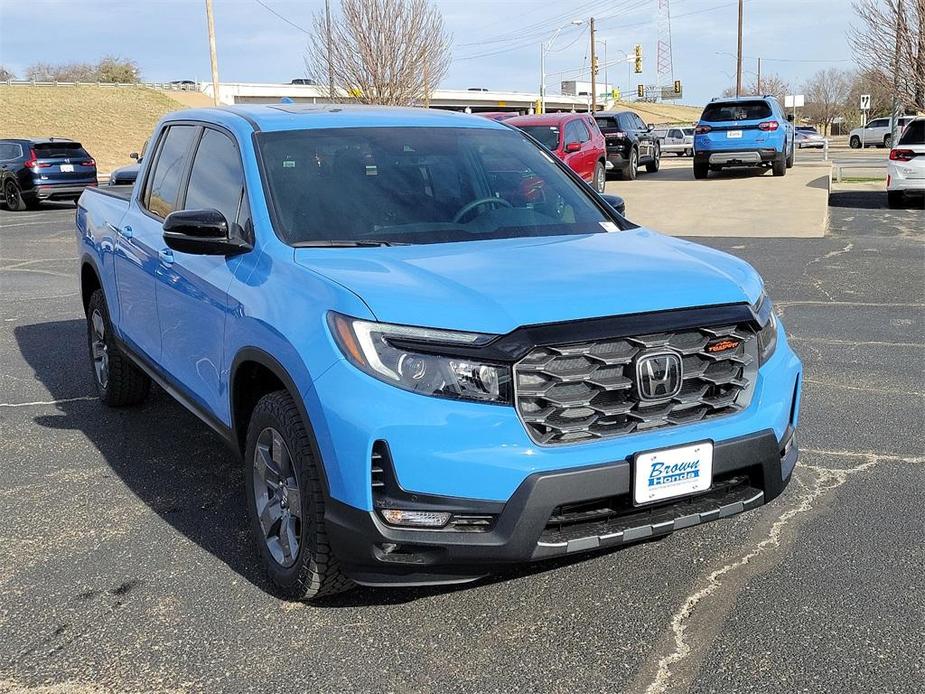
[229,347,333,497]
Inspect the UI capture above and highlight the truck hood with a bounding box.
[293,229,764,334]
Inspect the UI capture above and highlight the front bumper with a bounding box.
[326,427,798,586]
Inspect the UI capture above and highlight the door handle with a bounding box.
[158,248,174,265]
[120,225,133,239]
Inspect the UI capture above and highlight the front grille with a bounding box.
[514,323,758,445]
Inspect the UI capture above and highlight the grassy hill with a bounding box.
[611,100,703,124]
[0,86,190,174]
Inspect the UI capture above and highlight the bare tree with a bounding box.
[849,0,925,110]
[802,68,853,134]
[844,68,894,125]
[24,57,140,83]
[721,73,791,105]
[0,65,14,81]
[304,0,451,105]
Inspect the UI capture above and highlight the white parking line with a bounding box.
[0,396,97,408]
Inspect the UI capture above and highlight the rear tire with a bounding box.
[4,180,27,211]
[849,136,861,149]
[883,134,892,148]
[245,390,353,601]
[887,190,904,208]
[772,152,787,176]
[645,144,661,173]
[86,289,151,406]
[621,149,638,180]
[693,162,709,179]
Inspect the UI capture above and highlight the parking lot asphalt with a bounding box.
[1,194,923,694]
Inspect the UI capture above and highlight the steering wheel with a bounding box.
[452,196,513,223]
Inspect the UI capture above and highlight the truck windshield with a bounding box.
[256,126,617,246]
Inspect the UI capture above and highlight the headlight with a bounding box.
[757,311,778,365]
[328,312,512,404]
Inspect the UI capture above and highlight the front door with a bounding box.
[156,126,247,423]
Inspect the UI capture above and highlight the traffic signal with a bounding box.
[637,84,644,98]
[673,80,682,95]
[634,44,642,74]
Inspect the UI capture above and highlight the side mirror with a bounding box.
[600,193,626,216]
[647,124,654,132]
[162,209,252,256]
[129,152,139,160]
[564,141,582,153]
[786,114,794,123]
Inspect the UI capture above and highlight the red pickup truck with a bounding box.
[507,113,608,193]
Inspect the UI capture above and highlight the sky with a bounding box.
[0,0,856,104]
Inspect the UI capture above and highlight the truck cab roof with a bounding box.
[166,104,508,133]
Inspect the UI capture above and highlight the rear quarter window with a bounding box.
[0,143,23,160]
[701,101,773,122]
[594,116,619,130]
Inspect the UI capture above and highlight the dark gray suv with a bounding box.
[0,138,97,210]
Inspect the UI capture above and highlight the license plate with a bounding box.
[633,442,713,505]
[726,130,742,139]
[59,164,74,172]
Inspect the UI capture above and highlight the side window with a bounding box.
[0,143,23,160]
[576,120,591,142]
[669,129,681,139]
[868,119,886,129]
[184,128,246,227]
[145,125,198,218]
[634,115,648,130]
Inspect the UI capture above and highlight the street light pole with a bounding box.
[540,19,582,115]
[205,0,220,106]
[590,17,597,113]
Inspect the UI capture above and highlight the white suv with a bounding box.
[887,117,925,208]
[849,116,915,149]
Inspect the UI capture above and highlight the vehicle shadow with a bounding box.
[828,190,887,209]
[16,318,642,607]
[631,164,771,182]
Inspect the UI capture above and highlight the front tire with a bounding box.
[86,289,151,406]
[245,390,353,601]
[849,136,861,149]
[4,180,27,211]
[645,144,661,173]
[593,161,606,193]
[786,143,794,169]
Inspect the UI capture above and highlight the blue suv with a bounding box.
[76,105,802,599]
[693,96,794,178]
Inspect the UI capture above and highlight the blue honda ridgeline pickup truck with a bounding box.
[76,105,802,599]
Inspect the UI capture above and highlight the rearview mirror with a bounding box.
[564,141,581,153]
[162,209,252,256]
[600,193,626,216]
[129,152,139,160]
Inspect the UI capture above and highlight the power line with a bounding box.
[253,0,309,34]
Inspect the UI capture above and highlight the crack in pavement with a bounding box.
[803,377,925,398]
[800,242,854,302]
[639,448,924,694]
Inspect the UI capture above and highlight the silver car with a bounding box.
[849,116,915,149]
[653,126,694,156]
[794,127,825,149]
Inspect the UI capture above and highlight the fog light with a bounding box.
[380,509,451,528]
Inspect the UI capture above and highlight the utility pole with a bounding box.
[735,0,743,97]
[590,17,597,113]
[890,0,904,147]
[205,0,220,106]
[325,0,334,100]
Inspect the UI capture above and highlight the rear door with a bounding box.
[115,123,199,362]
[698,100,775,151]
[32,142,96,183]
[156,126,247,419]
[863,118,888,146]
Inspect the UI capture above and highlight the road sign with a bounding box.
[860,94,871,111]
[784,94,804,108]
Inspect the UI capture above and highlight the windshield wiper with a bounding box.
[292,239,405,248]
